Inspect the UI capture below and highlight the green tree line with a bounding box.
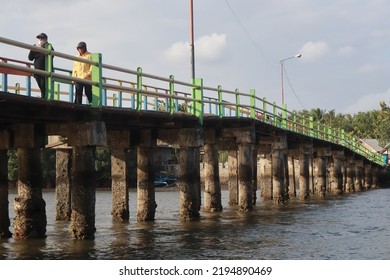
[294,102,390,147]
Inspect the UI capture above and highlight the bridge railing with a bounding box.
[0,36,384,166]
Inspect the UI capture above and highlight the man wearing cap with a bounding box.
[72,41,93,104]
[28,32,54,98]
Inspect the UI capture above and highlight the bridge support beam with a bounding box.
[329,150,344,195]
[108,130,131,222]
[0,149,12,238]
[354,160,364,192]
[237,142,255,211]
[271,135,288,205]
[364,164,372,190]
[111,148,130,221]
[372,167,379,189]
[14,148,47,239]
[297,144,312,200]
[228,149,238,205]
[70,147,96,240]
[259,152,272,200]
[137,130,157,221]
[313,148,330,197]
[70,146,96,240]
[55,149,72,221]
[178,128,202,221]
[66,121,106,240]
[203,129,222,212]
[287,155,297,198]
[345,157,355,193]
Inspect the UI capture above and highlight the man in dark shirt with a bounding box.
[28,33,53,98]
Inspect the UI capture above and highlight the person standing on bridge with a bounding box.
[28,33,53,99]
[72,41,93,104]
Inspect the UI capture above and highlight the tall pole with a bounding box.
[280,54,302,105]
[280,62,285,105]
[190,0,195,81]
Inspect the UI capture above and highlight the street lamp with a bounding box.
[280,53,302,105]
[190,0,195,81]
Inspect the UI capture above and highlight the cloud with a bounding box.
[337,46,356,56]
[196,33,227,62]
[358,63,380,74]
[343,89,390,114]
[163,33,226,63]
[299,41,329,61]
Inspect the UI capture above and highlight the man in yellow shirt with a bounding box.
[72,41,93,104]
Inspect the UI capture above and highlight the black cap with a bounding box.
[36,33,48,40]
[77,41,87,49]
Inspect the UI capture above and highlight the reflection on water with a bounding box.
[1,188,390,259]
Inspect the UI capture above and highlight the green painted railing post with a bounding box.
[218,85,223,118]
[293,111,297,132]
[45,43,54,100]
[54,83,60,100]
[282,103,287,129]
[309,116,314,137]
[91,53,102,107]
[169,75,175,114]
[235,88,240,118]
[192,78,203,124]
[263,97,267,122]
[136,67,142,111]
[250,89,255,119]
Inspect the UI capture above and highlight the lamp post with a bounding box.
[280,53,301,105]
[190,0,195,81]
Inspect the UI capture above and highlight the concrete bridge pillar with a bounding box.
[137,130,157,221]
[287,155,297,198]
[314,148,330,197]
[70,146,96,240]
[178,128,202,221]
[55,149,72,221]
[12,124,47,239]
[372,166,379,189]
[252,144,258,206]
[111,148,130,221]
[65,121,106,240]
[297,144,313,200]
[227,149,238,205]
[0,149,12,238]
[259,151,272,200]
[271,135,288,205]
[14,148,47,239]
[345,157,355,193]
[225,128,256,211]
[364,164,372,190]
[108,130,131,222]
[329,150,344,195]
[203,129,222,212]
[237,142,254,211]
[354,160,364,192]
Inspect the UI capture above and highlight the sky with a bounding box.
[2,0,390,114]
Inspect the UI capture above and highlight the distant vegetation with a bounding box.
[294,101,390,148]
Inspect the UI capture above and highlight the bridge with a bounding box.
[0,36,386,240]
